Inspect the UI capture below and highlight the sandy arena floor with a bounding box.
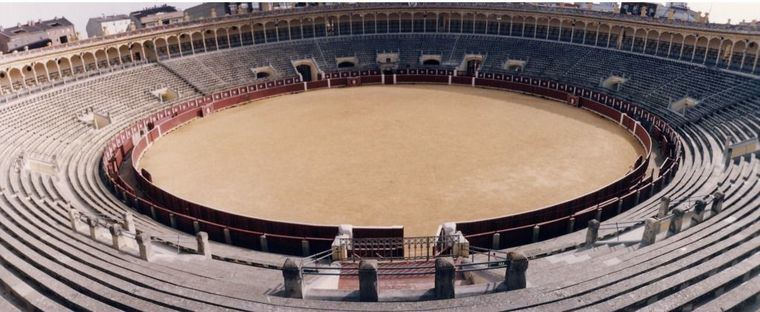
[139,85,643,236]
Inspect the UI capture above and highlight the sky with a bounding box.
[0,2,758,39]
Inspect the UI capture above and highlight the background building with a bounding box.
[129,5,185,29]
[86,15,131,38]
[185,3,256,21]
[0,17,76,53]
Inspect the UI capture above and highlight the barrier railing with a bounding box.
[339,235,460,262]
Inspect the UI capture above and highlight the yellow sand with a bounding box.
[140,85,643,236]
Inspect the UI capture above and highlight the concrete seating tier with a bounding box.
[0,33,756,310]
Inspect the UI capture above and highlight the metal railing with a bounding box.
[300,244,510,278]
[339,235,459,262]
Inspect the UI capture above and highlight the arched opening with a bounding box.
[23,65,36,87]
[118,45,131,64]
[466,59,481,76]
[462,13,475,33]
[296,64,313,81]
[190,32,204,53]
[8,68,25,90]
[256,72,270,79]
[57,57,72,78]
[45,60,59,81]
[264,22,277,41]
[422,59,440,66]
[166,36,180,57]
[276,21,289,41]
[337,61,355,68]
[376,13,388,34]
[400,13,412,33]
[0,71,10,94]
[106,47,121,66]
[669,33,684,59]
[351,14,362,35]
[314,17,327,37]
[142,40,157,62]
[228,26,242,47]
[94,49,108,68]
[241,24,253,45]
[511,16,525,37]
[449,13,461,33]
[178,33,193,54]
[70,54,84,75]
[289,19,302,40]
[217,28,230,48]
[382,69,393,75]
[364,14,376,34]
[388,13,400,33]
[252,24,265,44]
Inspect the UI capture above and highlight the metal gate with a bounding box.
[339,235,459,261]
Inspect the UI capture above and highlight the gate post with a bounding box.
[359,260,379,302]
[282,258,303,299]
[505,252,528,290]
[435,257,456,299]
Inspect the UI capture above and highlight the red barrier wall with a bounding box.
[102,71,681,254]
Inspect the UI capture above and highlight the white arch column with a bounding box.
[55,58,63,79]
[43,63,50,82]
[31,65,40,86]
[4,71,13,91]
[594,24,600,46]
[715,39,724,65]
[738,43,747,71]
[726,42,736,68]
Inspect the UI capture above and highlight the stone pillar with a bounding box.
[259,234,269,252]
[567,217,575,233]
[640,217,659,246]
[169,214,177,228]
[358,260,379,302]
[692,200,707,224]
[669,207,685,234]
[196,232,211,259]
[282,258,303,299]
[301,239,310,257]
[532,225,540,242]
[193,221,200,234]
[505,252,528,290]
[122,211,135,234]
[434,257,456,299]
[711,192,724,214]
[492,232,501,250]
[136,231,153,261]
[109,223,122,251]
[595,208,602,222]
[69,209,81,231]
[331,234,349,261]
[223,228,232,244]
[657,196,671,218]
[452,231,469,257]
[585,219,600,246]
[88,217,98,240]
